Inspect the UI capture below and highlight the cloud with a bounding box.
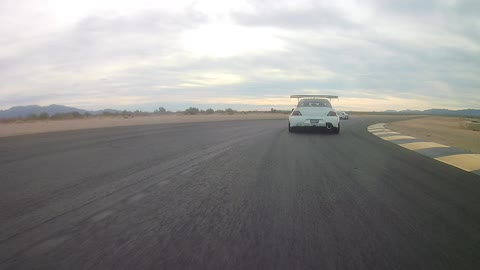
[228,0,480,106]
[0,0,479,111]
[232,4,358,30]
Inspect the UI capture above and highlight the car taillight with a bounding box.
[292,111,302,116]
[327,111,337,116]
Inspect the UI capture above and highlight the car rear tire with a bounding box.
[288,122,293,132]
[333,123,340,134]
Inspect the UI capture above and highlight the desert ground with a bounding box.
[387,116,480,153]
[0,113,289,138]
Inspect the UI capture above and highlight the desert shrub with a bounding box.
[38,112,49,119]
[185,107,200,115]
[155,107,167,114]
[50,112,83,120]
[25,114,38,120]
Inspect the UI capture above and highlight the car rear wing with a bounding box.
[290,95,339,101]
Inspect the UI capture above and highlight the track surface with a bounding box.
[1,116,480,269]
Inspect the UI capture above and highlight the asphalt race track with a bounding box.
[1,116,480,270]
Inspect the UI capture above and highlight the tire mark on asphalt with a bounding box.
[0,127,274,263]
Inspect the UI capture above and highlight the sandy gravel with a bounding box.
[0,113,288,138]
[386,116,480,153]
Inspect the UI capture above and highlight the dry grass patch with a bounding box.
[386,116,480,153]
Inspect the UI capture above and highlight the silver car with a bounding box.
[339,111,349,120]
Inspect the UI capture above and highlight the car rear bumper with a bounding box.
[289,116,339,128]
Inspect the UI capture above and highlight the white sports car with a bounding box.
[339,111,349,120]
[288,95,340,134]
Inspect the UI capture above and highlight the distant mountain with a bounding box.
[394,109,480,117]
[0,104,88,119]
[0,104,128,119]
[422,109,480,117]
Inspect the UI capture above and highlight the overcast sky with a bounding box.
[0,0,479,111]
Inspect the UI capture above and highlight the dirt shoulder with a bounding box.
[386,116,480,153]
[0,113,288,138]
